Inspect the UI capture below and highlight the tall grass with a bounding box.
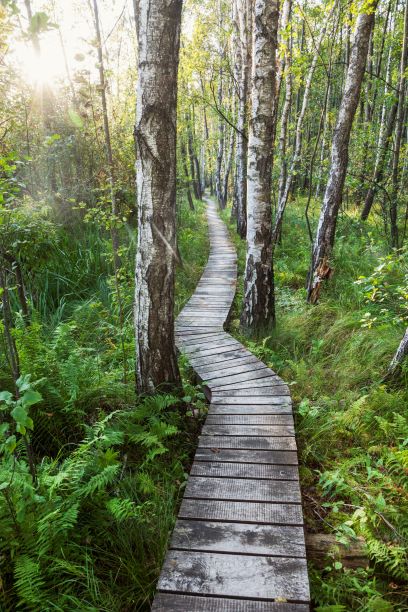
[222,198,408,610]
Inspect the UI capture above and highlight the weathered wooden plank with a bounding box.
[201,424,295,437]
[176,327,221,334]
[183,341,241,358]
[176,332,225,342]
[203,369,277,386]
[199,361,268,380]
[198,436,297,451]
[189,349,250,367]
[184,476,301,503]
[213,378,285,391]
[152,593,310,611]
[212,378,290,397]
[179,498,303,525]
[211,396,292,405]
[206,414,294,425]
[170,519,306,557]
[194,448,298,465]
[190,461,299,480]
[209,404,293,415]
[196,354,261,373]
[178,334,230,348]
[157,551,309,601]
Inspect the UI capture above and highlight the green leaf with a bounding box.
[0,391,13,404]
[16,375,31,392]
[5,435,16,453]
[21,390,42,408]
[16,423,26,435]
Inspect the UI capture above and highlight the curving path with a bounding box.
[152,198,310,611]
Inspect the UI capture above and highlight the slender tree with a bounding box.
[241,0,280,330]
[273,5,334,246]
[307,2,377,304]
[387,328,408,376]
[134,0,182,392]
[234,0,251,238]
[360,41,396,221]
[390,0,408,247]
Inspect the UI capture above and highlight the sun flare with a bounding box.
[12,38,66,87]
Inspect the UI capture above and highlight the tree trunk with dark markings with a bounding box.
[134,0,182,392]
[241,0,280,331]
[307,4,377,304]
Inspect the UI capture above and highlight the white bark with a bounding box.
[308,4,377,303]
[389,328,408,373]
[234,0,252,238]
[134,0,182,392]
[272,6,334,246]
[241,0,280,330]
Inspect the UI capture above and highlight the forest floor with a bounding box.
[221,197,408,611]
[0,196,210,611]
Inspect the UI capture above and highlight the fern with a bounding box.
[14,555,45,608]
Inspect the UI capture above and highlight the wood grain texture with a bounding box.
[201,424,295,436]
[152,593,310,611]
[194,447,299,465]
[152,198,309,608]
[157,550,309,601]
[179,498,304,525]
[171,519,306,557]
[184,476,301,503]
[190,461,299,480]
[198,435,297,451]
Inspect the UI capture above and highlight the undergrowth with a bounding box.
[0,194,208,611]
[223,198,408,611]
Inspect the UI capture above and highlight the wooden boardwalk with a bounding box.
[152,198,310,611]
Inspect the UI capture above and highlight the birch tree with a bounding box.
[241,0,280,330]
[272,5,334,246]
[234,0,251,238]
[390,0,408,247]
[388,328,408,376]
[134,0,182,392]
[307,2,377,304]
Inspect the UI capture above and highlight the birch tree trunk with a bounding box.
[272,7,333,246]
[390,0,408,248]
[215,64,225,208]
[134,0,182,392]
[241,0,280,331]
[234,0,251,238]
[277,2,292,207]
[307,3,377,304]
[222,128,235,208]
[361,43,397,221]
[388,328,408,375]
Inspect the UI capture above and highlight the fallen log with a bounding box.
[305,533,368,569]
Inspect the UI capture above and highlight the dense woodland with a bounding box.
[0,0,408,609]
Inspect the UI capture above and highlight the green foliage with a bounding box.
[224,199,408,609]
[0,191,207,610]
[355,246,408,328]
[0,394,189,610]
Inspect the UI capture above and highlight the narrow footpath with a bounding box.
[152,197,310,611]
